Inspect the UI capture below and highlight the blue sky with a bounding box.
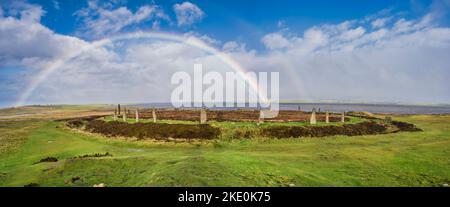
[29,0,440,48]
[1,0,450,107]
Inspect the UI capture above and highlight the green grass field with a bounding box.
[0,113,449,187]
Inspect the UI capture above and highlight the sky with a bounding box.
[0,0,450,107]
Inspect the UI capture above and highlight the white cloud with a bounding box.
[173,2,205,26]
[199,34,220,45]
[1,2,450,106]
[261,33,291,50]
[251,11,450,103]
[0,3,223,105]
[0,4,87,68]
[222,41,239,51]
[74,0,168,38]
[303,28,328,47]
[393,18,415,33]
[28,39,233,104]
[0,2,91,106]
[371,17,390,28]
[5,1,45,22]
[339,26,365,41]
[365,29,388,41]
[222,41,247,52]
[261,28,328,53]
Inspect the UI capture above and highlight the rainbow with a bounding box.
[15,31,270,107]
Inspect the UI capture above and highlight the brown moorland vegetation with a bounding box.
[85,120,220,140]
[261,121,390,138]
[138,109,349,122]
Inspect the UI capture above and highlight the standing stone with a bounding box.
[123,111,127,122]
[135,109,139,123]
[310,109,317,125]
[113,113,117,121]
[200,108,207,124]
[152,108,157,123]
[341,112,345,123]
[258,110,264,125]
[325,111,329,123]
[118,104,121,115]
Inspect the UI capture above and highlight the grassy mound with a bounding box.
[85,120,220,140]
[261,121,389,138]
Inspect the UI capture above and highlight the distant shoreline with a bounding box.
[3,102,450,115]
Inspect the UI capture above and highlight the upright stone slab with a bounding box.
[200,108,207,124]
[341,112,345,123]
[310,109,317,125]
[113,113,117,121]
[123,112,127,122]
[325,111,329,123]
[118,104,121,115]
[135,109,139,123]
[152,108,157,123]
[258,110,264,125]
